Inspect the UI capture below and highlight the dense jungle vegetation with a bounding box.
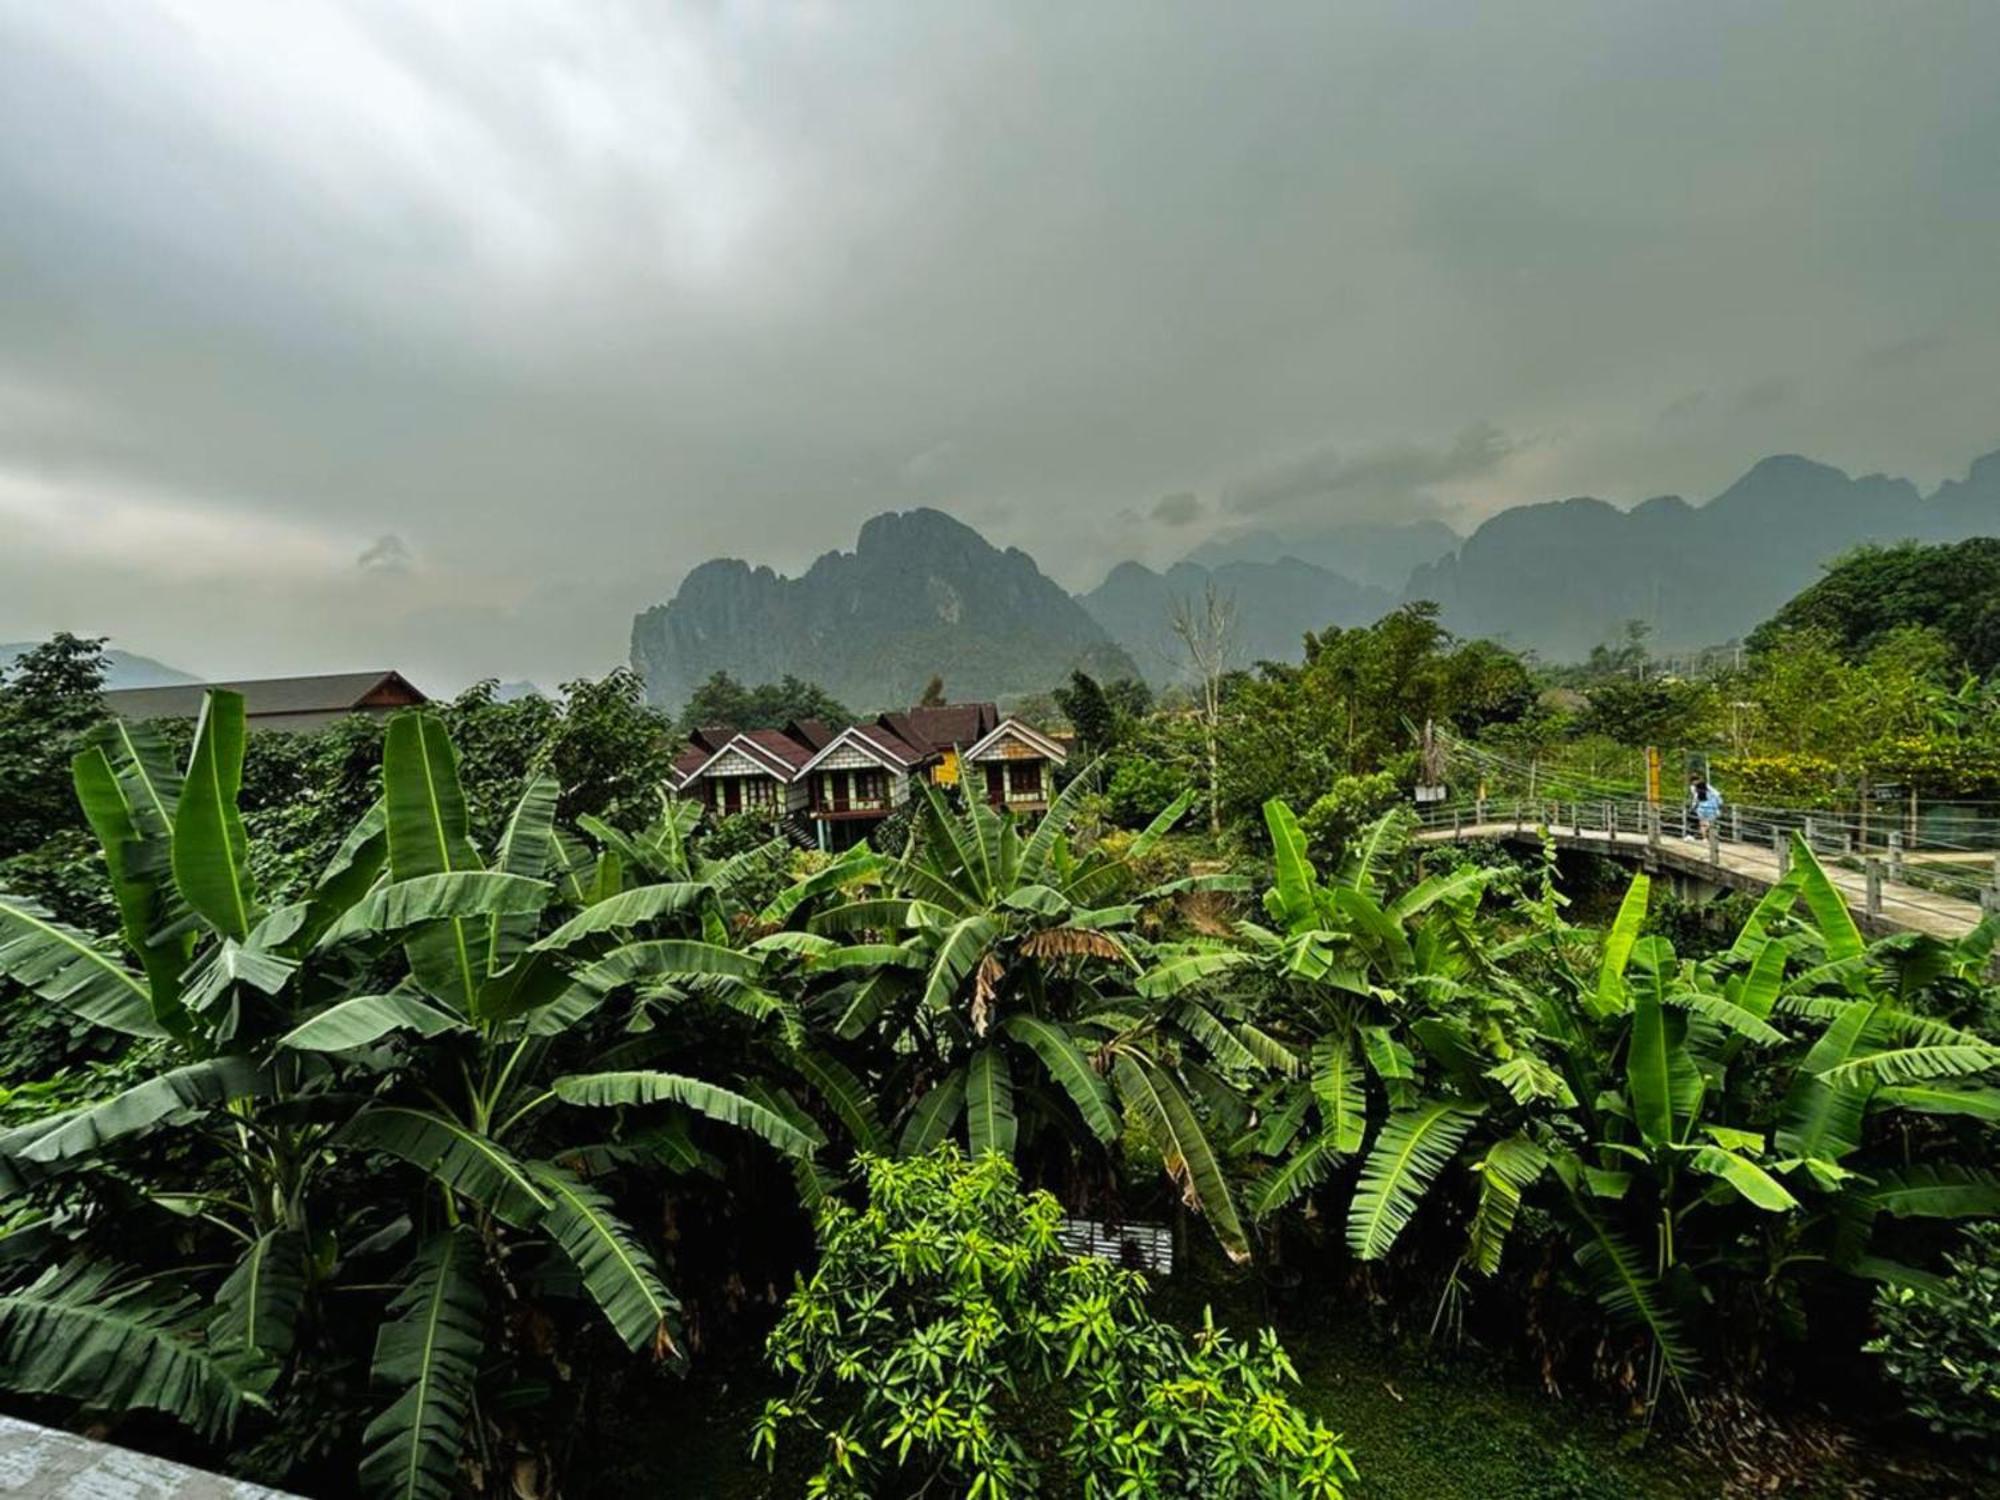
[0,567,1997,1498]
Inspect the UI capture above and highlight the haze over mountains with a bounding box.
[1184,519,1462,593]
[1078,559,1394,681]
[630,508,1136,712]
[1414,448,2000,660]
[631,446,2000,710]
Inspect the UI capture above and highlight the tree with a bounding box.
[1170,582,1237,836]
[1580,675,1715,751]
[802,777,1253,1257]
[0,634,108,860]
[676,670,852,735]
[1053,670,1117,757]
[1583,618,1654,681]
[918,673,947,708]
[1103,675,1154,724]
[0,697,823,1494]
[1749,539,2000,676]
[1302,604,1532,774]
[755,1150,1354,1498]
[1147,809,2000,1408]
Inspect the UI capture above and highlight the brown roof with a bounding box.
[892,703,998,754]
[742,728,816,771]
[101,670,426,723]
[784,718,841,752]
[673,704,1005,786]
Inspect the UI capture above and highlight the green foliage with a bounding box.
[755,1149,1354,1499]
[675,669,853,736]
[1104,754,1190,830]
[1578,676,1715,750]
[1298,772,1402,863]
[1212,604,1531,828]
[1868,1222,2000,1454]
[806,774,1251,1256]
[0,634,108,863]
[1053,670,1153,761]
[2,609,1998,1489]
[0,694,823,1494]
[1705,753,1842,809]
[1151,801,2000,1407]
[1749,538,2000,676]
[0,1259,262,1442]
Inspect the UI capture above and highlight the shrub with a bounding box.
[755,1149,1355,1498]
[1297,772,1401,862]
[1707,754,1842,810]
[1106,755,1191,830]
[1869,1223,2000,1455]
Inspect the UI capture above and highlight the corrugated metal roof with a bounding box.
[101,670,426,722]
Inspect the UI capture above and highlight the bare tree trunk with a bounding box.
[1169,582,1238,839]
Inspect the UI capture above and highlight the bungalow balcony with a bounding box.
[964,721,1066,814]
[810,768,896,820]
[979,760,1051,811]
[701,773,788,819]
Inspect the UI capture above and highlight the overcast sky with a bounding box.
[4,2,1997,691]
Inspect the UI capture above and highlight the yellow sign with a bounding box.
[1646,746,1661,805]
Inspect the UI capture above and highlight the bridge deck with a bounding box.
[1418,820,1991,944]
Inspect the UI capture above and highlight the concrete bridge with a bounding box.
[1415,798,1998,945]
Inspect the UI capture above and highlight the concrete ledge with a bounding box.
[0,1415,299,1499]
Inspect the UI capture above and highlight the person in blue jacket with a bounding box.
[1688,773,1723,839]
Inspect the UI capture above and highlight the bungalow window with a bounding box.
[1005,761,1044,801]
[818,769,888,813]
[740,777,777,812]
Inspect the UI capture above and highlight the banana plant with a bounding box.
[795,773,1257,1256]
[0,697,821,1498]
[1166,807,2000,1407]
[1513,839,2000,1404]
[1145,802,1548,1251]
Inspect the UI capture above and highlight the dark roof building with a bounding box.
[101,670,428,733]
[667,700,1064,849]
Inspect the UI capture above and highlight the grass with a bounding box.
[1267,1319,1714,1500]
[594,1306,1726,1499]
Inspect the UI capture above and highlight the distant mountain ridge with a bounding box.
[632,445,2000,711]
[629,508,1137,712]
[1078,557,1393,683]
[1184,518,1460,592]
[1,643,199,690]
[1406,447,2000,659]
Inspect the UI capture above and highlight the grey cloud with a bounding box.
[1736,378,1793,413]
[1,3,1997,682]
[357,534,413,572]
[1223,424,1514,523]
[1151,492,1202,526]
[1658,391,1706,425]
[1861,333,1947,369]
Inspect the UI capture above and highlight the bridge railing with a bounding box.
[1413,795,2000,925]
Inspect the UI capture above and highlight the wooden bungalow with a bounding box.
[668,701,1066,848]
[963,719,1067,812]
[667,721,834,823]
